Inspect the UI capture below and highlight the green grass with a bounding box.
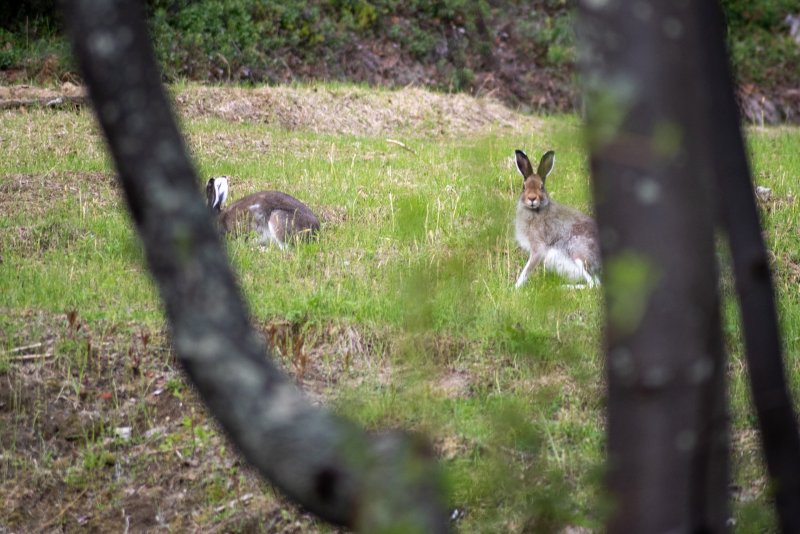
[1,87,799,532]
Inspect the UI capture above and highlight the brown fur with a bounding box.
[522,175,545,208]
[218,191,320,242]
[207,177,320,246]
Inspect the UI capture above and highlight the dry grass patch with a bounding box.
[0,83,86,101]
[0,171,119,218]
[0,83,541,138]
[1,83,542,138]
[175,85,541,137]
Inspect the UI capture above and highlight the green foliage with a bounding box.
[143,0,496,82]
[0,20,71,76]
[721,0,798,31]
[2,1,798,95]
[727,30,800,86]
[517,10,576,67]
[0,1,57,30]
[0,28,25,69]
[721,0,800,85]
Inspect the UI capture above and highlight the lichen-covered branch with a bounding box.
[60,1,448,531]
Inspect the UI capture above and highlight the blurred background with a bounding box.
[1,0,799,121]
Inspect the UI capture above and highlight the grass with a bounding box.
[1,84,798,532]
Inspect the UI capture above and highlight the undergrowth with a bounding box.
[1,87,799,532]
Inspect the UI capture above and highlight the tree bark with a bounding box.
[695,2,800,531]
[577,0,729,531]
[60,1,448,531]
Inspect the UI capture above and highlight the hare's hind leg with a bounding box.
[559,259,597,290]
[267,210,291,250]
[576,259,600,288]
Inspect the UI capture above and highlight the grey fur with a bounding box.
[513,150,601,288]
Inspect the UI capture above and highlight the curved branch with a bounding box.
[59,0,448,531]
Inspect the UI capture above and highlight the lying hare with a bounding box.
[206,176,320,247]
[513,149,600,288]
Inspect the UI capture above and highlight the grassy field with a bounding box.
[1,84,798,532]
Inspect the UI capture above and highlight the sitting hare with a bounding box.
[206,176,320,247]
[513,149,600,288]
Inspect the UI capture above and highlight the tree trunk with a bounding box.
[695,2,800,531]
[577,0,729,530]
[579,0,800,531]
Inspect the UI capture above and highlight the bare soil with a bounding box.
[0,309,390,532]
[0,301,494,532]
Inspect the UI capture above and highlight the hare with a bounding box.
[206,176,320,248]
[513,149,600,288]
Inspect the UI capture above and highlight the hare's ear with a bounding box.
[206,178,217,208]
[207,176,229,209]
[515,149,534,178]
[215,176,229,208]
[537,151,555,181]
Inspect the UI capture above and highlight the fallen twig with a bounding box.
[4,341,44,354]
[9,353,55,363]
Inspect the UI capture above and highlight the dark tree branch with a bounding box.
[577,0,729,531]
[59,1,448,531]
[695,2,800,531]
